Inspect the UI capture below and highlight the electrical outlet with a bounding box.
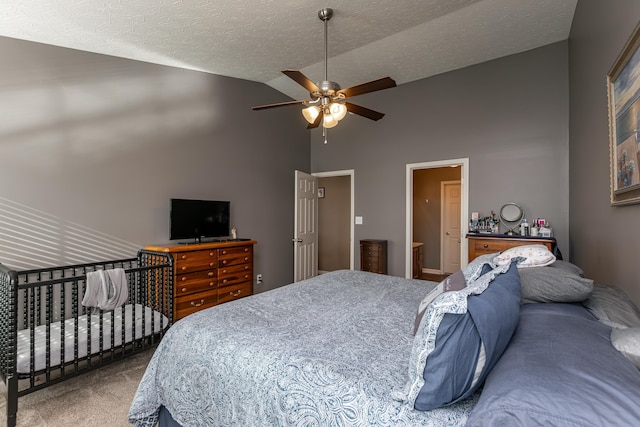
[256,274,263,284]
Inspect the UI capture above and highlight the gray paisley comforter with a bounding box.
[129,270,477,426]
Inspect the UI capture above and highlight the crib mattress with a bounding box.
[16,304,168,374]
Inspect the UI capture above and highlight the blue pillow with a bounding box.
[467,303,640,426]
[407,260,521,411]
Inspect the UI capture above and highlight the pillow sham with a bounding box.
[494,244,556,268]
[518,263,593,304]
[611,327,640,369]
[413,269,467,334]
[406,260,521,411]
[466,303,640,426]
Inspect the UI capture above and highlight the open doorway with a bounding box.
[314,170,354,273]
[405,159,469,279]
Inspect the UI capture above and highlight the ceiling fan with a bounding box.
[252,8,396,135]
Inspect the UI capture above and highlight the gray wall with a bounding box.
[312,42,570,277]
[569,0,640,305]
[0,36,310,292]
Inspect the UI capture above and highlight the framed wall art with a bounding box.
[608,21,640,206]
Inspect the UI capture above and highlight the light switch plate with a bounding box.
[355,216,363,225]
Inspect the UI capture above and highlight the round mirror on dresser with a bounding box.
[499,203,524,235]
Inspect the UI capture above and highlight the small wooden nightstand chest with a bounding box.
[360,239,388,274]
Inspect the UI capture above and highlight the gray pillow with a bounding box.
[611,327,640,369]
[547,259,585,276]
[582,284,640,329]
[518,261,593,304]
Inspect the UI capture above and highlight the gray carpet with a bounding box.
[0,348,155,427]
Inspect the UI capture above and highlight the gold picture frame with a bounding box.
[608,21,640,205]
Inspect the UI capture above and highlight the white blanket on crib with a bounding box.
[16,304,168,374]
[82,269,129,311]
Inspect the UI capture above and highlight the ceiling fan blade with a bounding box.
[307,111,323,129]
[345,102,385,121]
[282,70,321,94]
[252,99,308,110]
[338,77,397,99]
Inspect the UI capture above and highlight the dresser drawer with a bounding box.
[175,270,217,296]
[175,289,217,320]
[472,239,508,254]
[218,246,252,267]
[174,250,218,273]
[218,264,252,287]
[218,281,252,304]
[363,246,382,254]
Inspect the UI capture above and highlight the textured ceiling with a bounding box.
[0,0,577,100]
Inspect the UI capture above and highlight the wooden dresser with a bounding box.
[360,239,387,274]
[467,234,555,262]
[145,240,256,321]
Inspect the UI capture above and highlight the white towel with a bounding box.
[101,268,128,311]
[81,269,128,311]
[82,270,103,308]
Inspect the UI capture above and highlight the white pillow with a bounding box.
[611,327,640,369]
[494,244,556,268]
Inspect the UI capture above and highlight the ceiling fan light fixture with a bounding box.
[329,102,347,121]
[322,110,338,128]
[302,105,321,124]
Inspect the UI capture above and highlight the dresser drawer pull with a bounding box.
[209,262,215,267]
[191,299,205,307]
[181,287,188,293]
[229,290,242,297]
[222,279,228,284]
[181,266,187,271]
[210,251,215,257]
[209,281,215,287]
[243,257,249,261]
[222,260,228,265]
[222,250,227,255]
[181,277,187,282]
[181,255,187,260]
[483,244,489,248]
[208,272,215,277]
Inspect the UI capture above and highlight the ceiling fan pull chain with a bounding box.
[323,127,328,144]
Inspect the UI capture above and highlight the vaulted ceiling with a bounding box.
[0,0,577,100]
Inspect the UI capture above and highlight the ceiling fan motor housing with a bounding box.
[315,80,341,97]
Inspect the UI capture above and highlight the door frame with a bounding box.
[312,169,355,270]
[405,158,469,278]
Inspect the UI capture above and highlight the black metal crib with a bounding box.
[0,250,173,427]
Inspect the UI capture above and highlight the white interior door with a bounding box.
[293,170,318,282]
[441,180,461,273]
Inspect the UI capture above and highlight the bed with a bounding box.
[0,250,174,427]
[129,246,640,427]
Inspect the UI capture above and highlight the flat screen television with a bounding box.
[170,198,230,242]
